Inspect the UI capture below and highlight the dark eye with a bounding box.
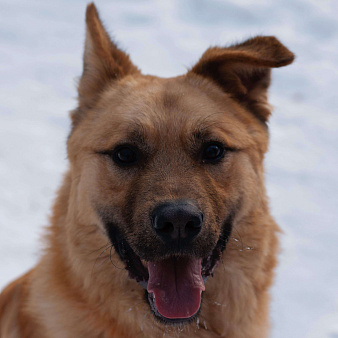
[112,145,139,166]
[202,143,225,163]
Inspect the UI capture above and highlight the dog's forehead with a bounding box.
[104,76,223,121]
[83,75,257,150]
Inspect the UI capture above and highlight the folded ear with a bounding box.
[78,3,140,109]
[189,36,294,122]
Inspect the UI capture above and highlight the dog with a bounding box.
[0,3,294,337]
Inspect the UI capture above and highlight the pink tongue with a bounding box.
[147,257,205,319]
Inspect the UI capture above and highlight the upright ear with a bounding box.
[77,3,140,109]
[189,36,294,122]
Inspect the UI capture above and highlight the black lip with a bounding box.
[106,226,149,284]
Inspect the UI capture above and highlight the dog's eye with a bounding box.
[202,143,225,163]
[112,146,139,166]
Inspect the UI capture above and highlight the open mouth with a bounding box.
[146,256,205,321]
[107,224,230,324]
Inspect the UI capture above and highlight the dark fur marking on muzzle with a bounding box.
[96,204,236,287]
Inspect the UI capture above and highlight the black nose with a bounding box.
[152,201,203,248]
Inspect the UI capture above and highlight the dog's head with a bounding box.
[66,3,294,324]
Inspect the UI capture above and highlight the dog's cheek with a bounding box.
[185,152,260,252]
[67,160,100,227]
[70,156,126,229]
[230,151,265,219]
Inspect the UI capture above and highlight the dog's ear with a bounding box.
[77,3,140,109]
[189,36,294,122]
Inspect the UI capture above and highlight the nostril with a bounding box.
[153,215,174,234]
[186,214,203,230]
[186,220,198,230]
[161,222,174,233]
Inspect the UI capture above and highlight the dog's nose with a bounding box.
[152,201,203,247]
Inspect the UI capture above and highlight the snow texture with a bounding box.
[0,1,337,337]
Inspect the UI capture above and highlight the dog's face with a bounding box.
[66,4,293,324]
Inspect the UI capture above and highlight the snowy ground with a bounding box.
[0,0,338,337]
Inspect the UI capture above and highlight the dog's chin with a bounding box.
[106,224,231,325]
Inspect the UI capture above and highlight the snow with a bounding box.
[0,0,337,337]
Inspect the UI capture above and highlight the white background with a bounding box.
[0,1,338,337]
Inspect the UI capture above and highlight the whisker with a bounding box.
[109,245,124,270]
[91,244,112,276]
[71,174,82,183]
[88,242,111,256]
[220,254,227,273]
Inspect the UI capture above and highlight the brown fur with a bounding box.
[0,3,294,337]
